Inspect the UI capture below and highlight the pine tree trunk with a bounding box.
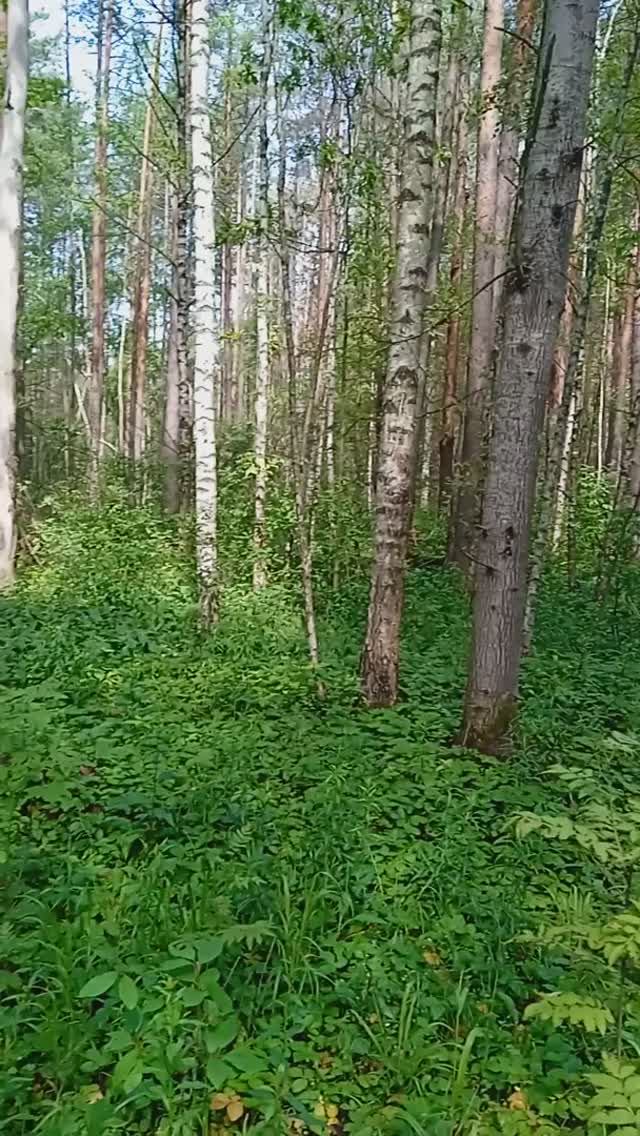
[190,0,218,626]
[0,0,27,587]
[451,0,503,569]
[87,0,113,498]
[361,0,442,708]
[460,0,599,754]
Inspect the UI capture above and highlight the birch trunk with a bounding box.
[190,0,218,626]
[460,0,598,753]
[87,0,113,498]
[0,0,27,588]
[451,0,503,569]
[361,0,441,707]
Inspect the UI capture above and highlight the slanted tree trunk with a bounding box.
[87,0,113,497]
[190,0,218,626]
[460,0,599,754]
[451,0,503,569]
[253,0,272,591]
[361,0,442,708]
[0,0,27,588]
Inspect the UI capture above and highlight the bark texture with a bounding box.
[190,0,218,626]
[451,0,503,569]
[0,0,27,587]
[460,0,599,754]
[361,0,441,707]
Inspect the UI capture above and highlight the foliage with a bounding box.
[3,502,640,1133]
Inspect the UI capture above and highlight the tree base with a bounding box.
[454,693,518,757]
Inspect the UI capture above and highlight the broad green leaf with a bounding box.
[196,937,223,964]
[118,974,138,1010]
[206,1057,234,1087]
[111,1049,142,1092]
[227,1047,268,1075]
[181,986,206,1007]
[78,971,118,999]
[205,1016,240,1052]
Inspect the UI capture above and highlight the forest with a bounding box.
[2,0,640,1132]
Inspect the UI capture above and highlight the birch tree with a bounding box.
[361,0,441,707]
[190,0,218,626]
[460,0,599,753]
[0,0,28,588]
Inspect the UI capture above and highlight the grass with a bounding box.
[2,498,640,1136]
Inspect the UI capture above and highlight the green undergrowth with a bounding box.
[3,502,640,1136]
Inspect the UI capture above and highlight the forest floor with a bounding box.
[3,502,640,1136]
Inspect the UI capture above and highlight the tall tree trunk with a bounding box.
[451,0,503,570]
[87,0,113,497]
[190,0,218,626]
[275,77,321,668]
[460,0,599,754]
[439,72,468,516]
[606,293,632,474]
[175,0,193,509]
[0,0,27,587]
[492,0,537,319]
[627,239,640,506]
[524,26,640,640]
[162,190,181,511]
[128,28,162,467]
[253,0,272,591]
[361,0,442,708]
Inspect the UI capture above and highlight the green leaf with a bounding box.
[118,974,139,1010]
[201,973,234,1014]
[196,937,223,964]
[205,1015,240,1052]
[111,1049,142,1092]
[86,1098,115,1136]
[227,1047,268,1075]
[181,986,206,1007]
[78,971,118,999]
[206,1057,234,1087]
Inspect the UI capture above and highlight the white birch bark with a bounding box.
[190,0,218,626]
[361,0,442,707]
[0,0,28,588]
